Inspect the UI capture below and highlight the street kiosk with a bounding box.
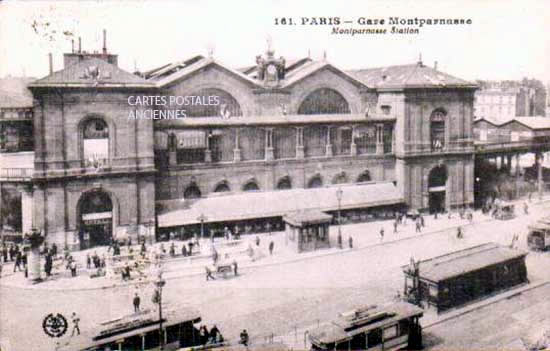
[527,216,550,251]
[283,211,332,253]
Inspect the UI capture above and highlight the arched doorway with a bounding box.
[357,171,371,183]
[243,180,260,192]
[428,165,448,213]
[213,181,230,193]
[78,190,113,250]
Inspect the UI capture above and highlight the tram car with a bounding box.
[58,306,203,351]
[527,216,550,251]
[308,302,423,351]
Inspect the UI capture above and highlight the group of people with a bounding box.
[198,324,224,345]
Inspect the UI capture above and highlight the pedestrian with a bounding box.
[393,220,398,234]
[415,219,422,233]
[188,241,194,256]
[169,242,176,257]
[457,226,463,239]
[269,241,274,255]
[13,251,22,272]
[337,233,343,249]
[199,325,210,345]
[380,228,384,242]
[240,329,249,346]
[348,236,353,249]
[2,243,7,263]
[523,202,529,215]
[181,244,188,257]
[140,242,147,256]
[212,249,219,265]
[86,253,91,269]
[133,293,141,313]
[205,266,216,281]
[70,312,80,336]
[420,215,425,227]
[210,324,220,343]
[51,243,58,258]
[255,236,260,247]
[70,259,77,277]
[8,244,14,262]
[233,260,238,276]
[44,254,53,277]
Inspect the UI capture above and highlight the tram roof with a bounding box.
[404,243,527,283]
[58,306,201,351]
[308,301,423,346]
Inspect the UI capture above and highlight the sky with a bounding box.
[0,0,549,84]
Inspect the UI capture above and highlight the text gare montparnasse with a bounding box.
[127,95,220,120]
[274,16,473,35]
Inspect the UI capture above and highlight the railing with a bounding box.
[474,140,550,152]
[0,167,33,179]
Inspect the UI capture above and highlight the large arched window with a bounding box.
[185,88,242,118]
[430,109,446,150]
[276,176,292,190]
[298,88,350,115]
[243,180,260,192]
[307,174,323,188]
[357,171,372,183]
[213,181,231,193]
[184,184,202,199]
[82,118,109,168]
[332,172,348,185]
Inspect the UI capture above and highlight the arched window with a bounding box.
[243,180,260,192]
[307,175,323,189]
[298,88,350,115]
[429,165,448,188]
[185,88,242,118]
[82,118,109,168]
[276,177,292,190]
[430,109,446,150]
[332,172,348,184]
[357,171,371,183]
[214,181,231,193]
[184,184,202,199]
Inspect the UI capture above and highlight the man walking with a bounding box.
[13,251,22,272]
[415,218,422,233]
[379,228,384,242]
[205,266,216,281]
[348,236,353,249]
[269,241,274,255]
[393,219,398,234]
[133,293,141,313]
[71,312,80,336]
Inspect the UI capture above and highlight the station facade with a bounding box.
[0,40,478,250]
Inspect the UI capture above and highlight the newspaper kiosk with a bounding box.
[283,211,332,253]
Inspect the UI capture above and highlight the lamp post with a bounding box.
[197,214,208,240]
[336,187,343,249]
[154,272,166,350]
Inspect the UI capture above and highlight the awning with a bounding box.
[157,182,403,228]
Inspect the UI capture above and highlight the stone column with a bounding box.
[233,128,241,162]
[506,154,513,175]
[204,131,212,163]
[265,128,274,161]
[350,126,357,156]
[537,152,543,199]
[296,127,305,159]
[376,124,384,155]
[515,154,521,199]
[21,187,34,236]
[325,126,333,157]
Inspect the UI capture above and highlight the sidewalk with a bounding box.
[1,194,549,291]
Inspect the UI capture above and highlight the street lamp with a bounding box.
[197,214,208,240]
[336,187,343,249]
[154,272,166,350]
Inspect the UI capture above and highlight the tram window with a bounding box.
[429,284,438,297]
[398,319,410,336]
[383,325,398,340]
[367,328,382,347]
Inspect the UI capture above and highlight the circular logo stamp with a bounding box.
[42,313,68,338]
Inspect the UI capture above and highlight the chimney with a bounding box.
[102,29,107,54]
[78,37,82,53]
[434,61,438,70]
[48,53,53,74]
